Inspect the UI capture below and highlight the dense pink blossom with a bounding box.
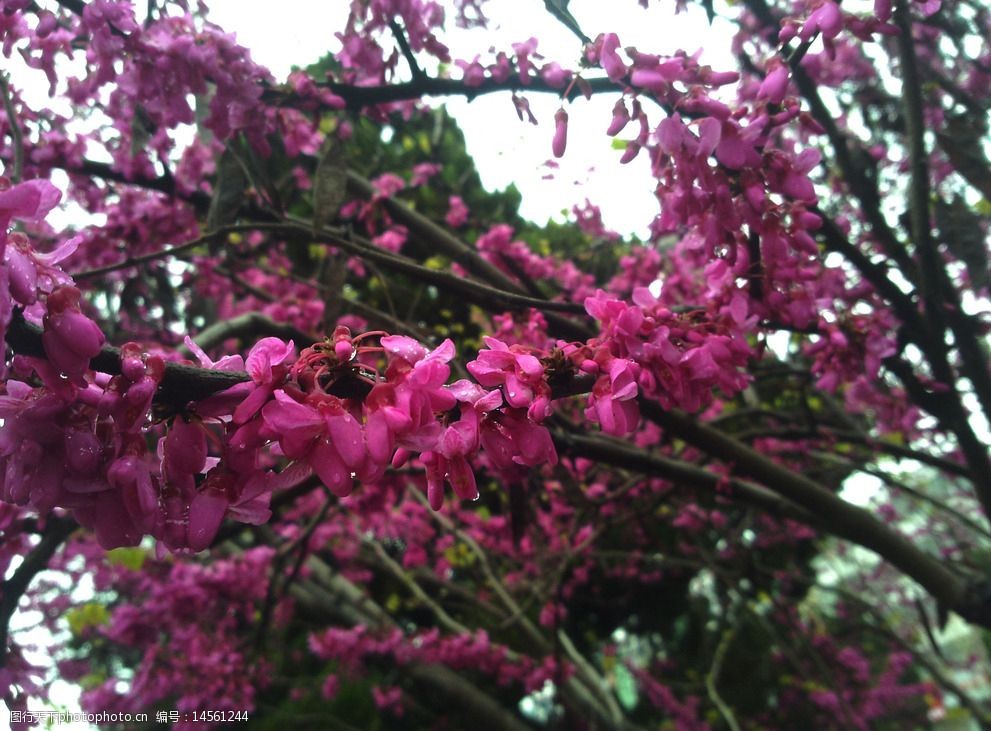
[0,1,983,727]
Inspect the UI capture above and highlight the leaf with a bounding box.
[66,602,110,635]
[543,0,590,44]
[206,143,248,235]
[615,663,639,710]
[235,134,284,214]
[312,136,348,233]
[937,114,991,201]
[106,546,146,571]
[935,194,989,290]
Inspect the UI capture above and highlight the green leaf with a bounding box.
[312,136,348,233]
[615,663,639,709]
[66,603,110,635]
[106,546,146,571]
[207,143,248,235]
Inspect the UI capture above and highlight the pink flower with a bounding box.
[479,409,557,471]
[372,172,406,198]
[373,226,408,253]
[800,1,844,41]
[539,61,571,87]
[606,99,630,136]
[410,163,441,186]
[586,358,640,435]
[232,337,295,424]
[261,390,365,497]
[758,64,789,104]
[456,56,486,86]
[108,456,158,534]
[421,449,478,509]
[0,178,61,252]
[41,285,106,386]
[445,195,469,228]
[598,33,627,81]
[467,337,550,419]
[512,37,539,84]
[163,417,208,477]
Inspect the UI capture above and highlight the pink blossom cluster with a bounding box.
[4,178,759,556]
[0,180,284,551]
[245,329,559,512]
[475,224,596,302]
[584,287,752,419]
[1,343,160,549]
[781,637,936,730]
[331,0,453,110]
[805,314,896,393]
[0,177,69,360]
[76,544,275,728]
[194,247,327,336]
[456,37,574,90]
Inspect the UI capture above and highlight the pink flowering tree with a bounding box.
[0,0,990,727]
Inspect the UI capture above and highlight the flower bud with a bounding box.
[606,100,630,136]
[552,108,568,158]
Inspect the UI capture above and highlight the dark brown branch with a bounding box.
[0,516,76,665]
[61,163,595,339]
[388,20,427,82]
[72,228,234,281]
[894,0,944,344]
[737,0,991,516]
[344,172,533,300]
[266,75,621,112]
[6,309,250,409]
[52,0,86,16]
[255,220,593,334]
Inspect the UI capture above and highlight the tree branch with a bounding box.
[6,308,250,408]
[267,74,621,112]
[0,73,24,183]
[0,516,76,665]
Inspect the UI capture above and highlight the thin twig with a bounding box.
[706,622,741,731]
[72,229,232,281]
[0,73,24,183]
[363,535,471,635]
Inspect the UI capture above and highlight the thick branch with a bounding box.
[267,74,620,111]
[6,309,250,409]
[640,405,991,626]
[257,220,593,336]
[0,516,76,664]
